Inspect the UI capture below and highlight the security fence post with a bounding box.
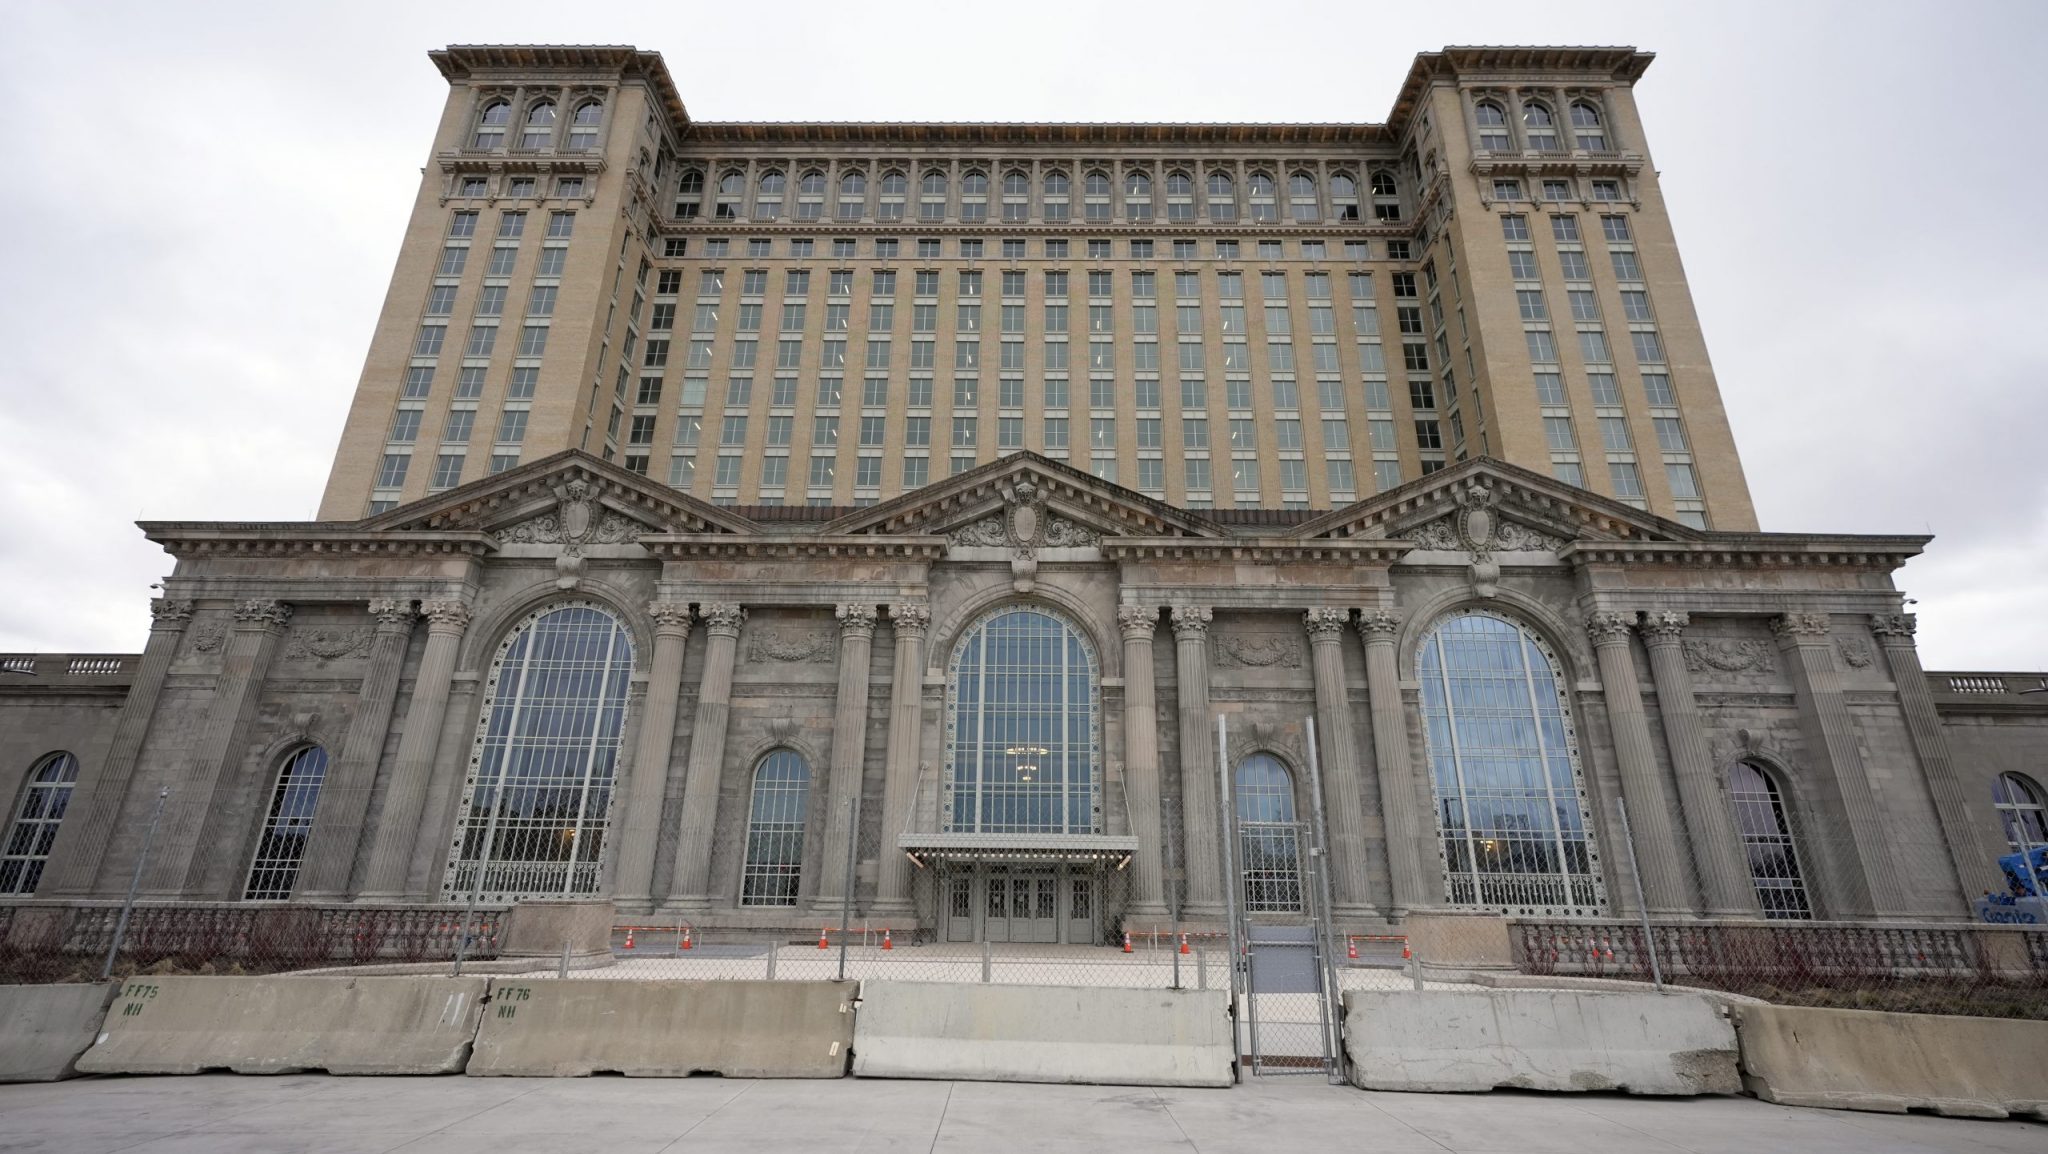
[1616,796,1665,990]
[837,796,857,982]
[102,787,168,981]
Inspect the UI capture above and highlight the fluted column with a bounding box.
[1306,608,1376,919]
[1355,610,1428,916]
[1173,605,1222,914]
[1638,611,1757,917]
[611,601,693,910]
[1118,606,1169,917]
[1584,610,1695,916]
[359,599,471,901]
[1871,613,1999,904]
[814,604,877,912]
[874,601,929,913]
[41,598,193,897]
[665,602,745,909]
[298,599,418,899]
[167,599,294,897]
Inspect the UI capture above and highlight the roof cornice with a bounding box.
[431,44,689,137]
[683,122,1389,147]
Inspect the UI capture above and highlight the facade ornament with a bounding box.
[700,602,747,638]
[1170,604,1213,641]
[1582,610,1635,645]
[420,600,473,633]
[1770,612,1833,640]
[491,477,644,589]
[647,601,693,633]
[369,598,417,628]
[1837,637,1875,669]
[1117,605,1159,640]
[835,603,879,638]
[1354,608,1402,640]
[187,623,228,654]
[1639,610,1689,642]
[1214,633,1301,669]
[285,627,376,662]
[1304,607,1350,641]
[1868,612,1917,640]
[1682,638,1778,675]
[945,473,1103,592]
[747,629,832,663]
[1403,480,1566,599]
[889,601,931,637]
[233,599,293,628]
[149,598,195,625]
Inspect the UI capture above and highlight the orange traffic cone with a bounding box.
[680,927,693,950]
[882,929,893,950]
[1179,933,1190,956]
[623,927,636,950]
[1348,938,1359,960]
[1121,931,1133,954]
[1401,942,1411,960]
[817,929,830,950]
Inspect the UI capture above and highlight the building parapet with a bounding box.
[1928,671,2048,711]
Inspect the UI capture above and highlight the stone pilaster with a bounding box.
[1305,608,1377,920]
[1637,611,1757,917]
[1871,612,1999,902]
[1173,605,1223,914]
[359,598,470,901]
[298,599,418,899]
[1773,612,1902,916]
[1584,610,1695,916]
[611,601,693,910]
[1118,606,1168,917]
[40,598,193,897]
[873,601,929,914]
[665,602,744,909]
[813,603,877,911]
[1355,609,1428,917]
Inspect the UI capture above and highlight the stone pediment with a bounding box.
[358,450,760,540]
[818,452,1225,543]
[1289,457,1698,547]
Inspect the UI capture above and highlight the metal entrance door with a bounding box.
[982,865,1062,943]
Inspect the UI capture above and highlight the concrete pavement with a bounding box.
[0,1074,2042,1153]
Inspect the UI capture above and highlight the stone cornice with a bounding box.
[1560,537,1927,572]
[684,123,1390,148]
[140,526,496,559]
[1102,538,1413,563]
[638,535,946,560]
[431,44,690,136]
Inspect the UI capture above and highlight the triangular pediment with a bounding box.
[1289,457,1701,547]
[356,450,760,539]
[818,451,1226,541]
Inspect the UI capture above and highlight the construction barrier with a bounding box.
[467,979,855,1078]
[852,981,1233,1088]
[74,975,489,1076]
[1341,989,1740,1096]
[0,983,118,1082]
[1733,1003,2048,1119]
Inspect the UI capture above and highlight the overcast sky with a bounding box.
[2,1,2043,671]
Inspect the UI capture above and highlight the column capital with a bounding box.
[889,601,931,637]
[232,599,293,629]
[148,598,195,628]
[1304,607,1350,641]
[1117,605,1159,641]
[1869,612,1917,641]
[1639,610,1690,643]
[1583,609,1635,645]
[419,599,473,634]
[701,602,746,637]
[648,600,694,634]
[1354,608,1401,642]
[1171,604,1213,641]
[369,598,417,631]
[836,603,879,638]
[1771,612,1832,640]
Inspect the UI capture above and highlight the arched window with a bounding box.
[1043,170,1070,196]
[838,170,867,220]
[1083,170,1111,222]
[880,170,907,196]
[798,170,826,195]
[473,99,510,149]
[1001,169,1030,221]
[1,752,78,895]
[1236,754,1302,913]
[1522,102,1558,150]
[566,100,603,151]
[1474,100,1509,151]
[520,101,556,149]
[919,170,948,220]
[442,603,634,901]
[961,170,989,196]
[1003,170,1030,196]
[1123,171,1152,221]
[1728,761,1812,919]
[1288,171,1319,222]
[1247,171,1276,222]
[1330,172,1359,220]
[676,169,704,218]
[944,606,1100,835]
[878,169,908,220]
[1417,610,1604,915]
[1571,101,1607,150]
[960,170,989,221]
[1165,171,1192,197]
[716,169,745,220]
[1042,170,1070,221]
[1206,171,1236,222]
[1124,171,1151,197]
[244,746,328,900]
[1994,773,2048,854]
[741,750,811,906]
[1370,171,1397,197]
[1083,170,1111,197]
[756,169,785,218]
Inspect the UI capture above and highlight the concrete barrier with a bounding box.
[852,982,1232,1087]
[74,975,489,1075]
[466,979,854,1077]
[1734,1003,2048,1119]
[1342,989,1739,1096]
[0,983,118,1082]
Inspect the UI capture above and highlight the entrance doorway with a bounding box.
[943,863,1098,943]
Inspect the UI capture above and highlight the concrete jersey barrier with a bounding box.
[0,983,118,1082]
[1733,1003,2048,1119]
[74,975,489,1076]
[467,979,855,1078]
[1342,988,1740,1096]
[852,981,1233,1088]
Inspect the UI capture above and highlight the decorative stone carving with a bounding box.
[1117,605,1159,639]
[945,474,1103,592]
[1304,608,1350,641]
[149,599,194,625]
[492,477,644,589]
[701,603,746,636]
[1215,633,1301,669]
[1408,518,1462,550]
[748,629,833,663]
[1494,519,1567,552]
[1770,613,1832,640]
[233,600,293,628]
[1043,517,1099,547]
[1401,480,1567,599]
[1354,609,1402,640]
[1838,638,1875,668]
[369,598,416,628]
[949,515,1010,547]
[835,603,879,638]
[890,602,931,636]
[648,601,693,632]
[1639,611,1689,641]
[1869,612,1917,640]
[285,627,375,662]
[187,624,227,654]
[1170,605,1213,641]
[420,600,472,632]
[1682,639,1777,674]
[1583,610,1635,644]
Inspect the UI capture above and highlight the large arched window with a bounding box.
[1474,100,1510,151]
[1993,773,2047,854]
[1728,761,1812,919]
[1571,101,1608,150]
[519,100,556,149]
[1236,754,1302,913]
[473,99,510,149]
[741,750,811,906]
[566,100,603,151]
[944,606,1100,835]
[244,745,328,900]
[1417,610,1604,915]
[442,603,634,901]
[1,752,78,895]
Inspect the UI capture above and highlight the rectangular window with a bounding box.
[1610,251,1643,280]
[1608,460,1644,497]
[1642,372,1676,407]
[517,325,548,357]
[1524,330,1558,363]
[1578,330,1611,364]
[1631,330,1666,364]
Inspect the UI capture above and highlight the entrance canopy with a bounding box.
[899,831,1137,867]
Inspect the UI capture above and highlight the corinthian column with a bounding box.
[1585,610,1695,916]
[1637,611,1756,917]
[1173,605,1223,915]
[874,602,929,914]
[299,599,418,899]
[359,599,471,901]
[666,602,744,909]
[1306,608,1376,919]
[1355,609,1428,916]
[1118,606,1168,917]
[814,603,877,912]
[611,601,693,910]
[170,598,294,897]
[41,598,194,897]
[1871,613,1999,902]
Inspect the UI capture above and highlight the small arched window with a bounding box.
[795,169,826,220]
[566,101,603,151]
[473,99,511,149]
[798,170,826,194]
[757,170,784,195]
[1370,171,1397,197]
[1236,754,1302,913]
[741,750,811,906]
[838,170,867,220]
[961,170,989,196]
[676,169,704,219]
[1993,773,2048,854]
[245,745,328,900]
[755,169,785,218]
[960,170,989,221]
[1124,171,1152,221]
[1522,102,1558,150]
[1571,101,1607,150]
[1247,171,1276,222]
[880,170,908,196]
[919,170,948,221]
[1729,761,1813,920]
[1248,171,1275,196]
[840,170,867,196]
[1043,170,1070,196]
[1,752,78,896]
[1083,170,1112,197]
[921,170,948,196]
[716,169,744,219]
[1125,171,1151,197]
[1330,172,1359,221]
[1474,100,1509,151]
[1288,171,1319,222]
[1003,170,1030,196]
[1207,171,1236,222]
[520,101,556,149]
[1165,171,1192,196]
